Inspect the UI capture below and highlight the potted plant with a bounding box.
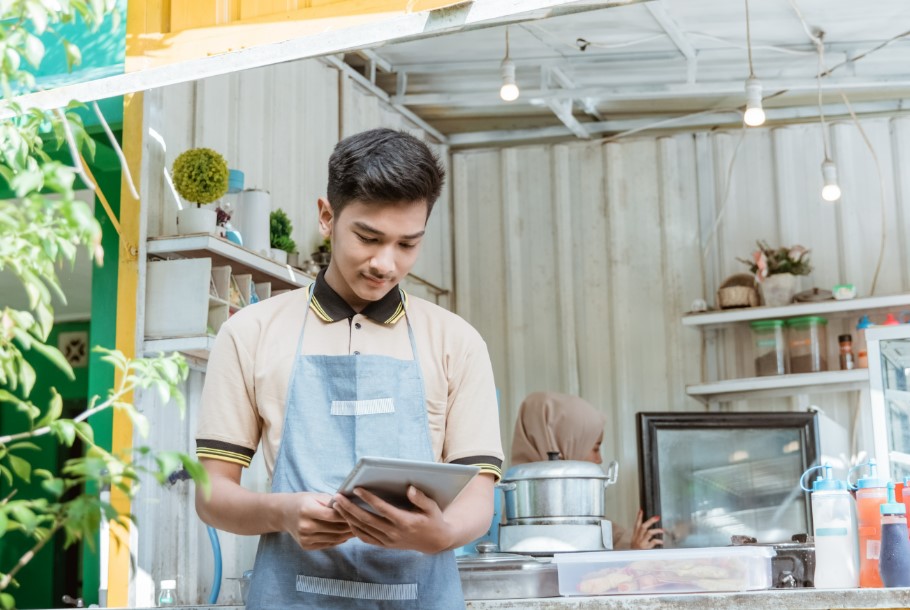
[269,208,297,264]
[311,236,331,270]
[739,240,813,306]
[172,147,229,235]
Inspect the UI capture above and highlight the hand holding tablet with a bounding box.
[332,456,480,512]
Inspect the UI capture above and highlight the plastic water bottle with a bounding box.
[851,460,888,587]
[879,482,910,587]
[800,463,859,588]
[158,579,176,607]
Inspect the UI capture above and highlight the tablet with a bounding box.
[333,456,480,512]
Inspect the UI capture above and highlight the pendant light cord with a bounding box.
[744,0,755,77]
[504,26,511,60]
[815,35,831,161]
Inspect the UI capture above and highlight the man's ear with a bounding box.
[317,198,333,238]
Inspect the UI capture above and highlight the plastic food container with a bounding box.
[554,546,775,596]
[751,320,787,376]
[787,316,828,373]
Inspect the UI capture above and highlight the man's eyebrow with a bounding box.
[352,221,425,240]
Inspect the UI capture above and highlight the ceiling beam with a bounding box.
[644,1,697,83]
[446,99,910,147]
[393,75,910,106]
[4,0,636,116]
[545,98,591,138]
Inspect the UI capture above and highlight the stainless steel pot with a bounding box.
[498,459,618,521]
[456,542,558,600]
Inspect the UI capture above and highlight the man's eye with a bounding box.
[400,242,417,249]
[356,234,377,244]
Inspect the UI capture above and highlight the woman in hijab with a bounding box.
[510,391,663,550]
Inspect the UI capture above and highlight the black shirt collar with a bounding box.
[311,268,405,324]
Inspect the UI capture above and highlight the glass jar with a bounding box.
[751,320,787,376]
[787,316,828,373]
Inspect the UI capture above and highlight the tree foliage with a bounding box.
[0,2,207,605]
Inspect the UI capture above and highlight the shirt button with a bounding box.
[354,322,362,329]
[354,351,360,355]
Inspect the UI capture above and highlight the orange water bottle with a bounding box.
[852,460,889,587]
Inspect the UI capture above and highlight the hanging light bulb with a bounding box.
[743,77,765,127]
[821,159,841,202]
[500,58,519,101]
[499,27,519,102]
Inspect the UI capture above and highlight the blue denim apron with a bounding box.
[245,286,465,609]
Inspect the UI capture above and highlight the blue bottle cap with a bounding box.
[855,459,888,489]
[811,463,847,492]
[857,315,873,330]
[881,482,906,515]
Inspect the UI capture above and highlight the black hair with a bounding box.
[326,128,445,219]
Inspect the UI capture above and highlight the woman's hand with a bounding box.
[332,486,455,554]
[630,509,664,550]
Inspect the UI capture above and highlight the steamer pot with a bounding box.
[498,458,618,521]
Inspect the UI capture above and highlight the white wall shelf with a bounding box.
[682,293,910,329]
[144,335,215,360]
[686,369,870,403]
[147,233,314,290]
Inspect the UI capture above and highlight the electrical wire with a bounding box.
[744,0,755,77]
[840,91,887,296]
[815,35,832,161]
[700,126,749,262]
[688,32,817,56]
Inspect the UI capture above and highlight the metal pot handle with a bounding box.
[603,460,619,487]
[496,481,517,491]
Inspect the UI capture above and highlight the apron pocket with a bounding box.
[331,398,395,416]
[296,575,418,600]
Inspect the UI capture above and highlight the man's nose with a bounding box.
[370,245,395,276]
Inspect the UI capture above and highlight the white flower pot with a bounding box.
[177,207,217,235]
[760,273,798,307]
[270,249,288,264]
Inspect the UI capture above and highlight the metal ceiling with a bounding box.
[343,0,910,146]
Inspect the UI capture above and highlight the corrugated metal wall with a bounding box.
[452,116,910,532]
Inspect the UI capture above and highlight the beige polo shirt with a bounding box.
[196,273,504,481]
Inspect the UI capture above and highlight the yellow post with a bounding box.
[106,88,143,607]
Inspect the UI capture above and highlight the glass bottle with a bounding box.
[839,334,856,371]
[158,579,176,607]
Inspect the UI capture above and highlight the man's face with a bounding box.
[318,198,427,311]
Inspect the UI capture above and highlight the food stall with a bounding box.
[7,0,910,607]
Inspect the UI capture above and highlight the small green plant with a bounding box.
[270,209,297,254]
[171,148,229,207]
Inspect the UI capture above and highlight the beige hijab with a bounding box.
[510,391,607,465]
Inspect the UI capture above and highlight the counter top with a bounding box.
[465,588,910,609]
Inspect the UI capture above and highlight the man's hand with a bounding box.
[630,509,664,550]
[332,486,454,554]
[280,492,355,551]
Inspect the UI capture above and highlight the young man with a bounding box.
[195,128,503,609]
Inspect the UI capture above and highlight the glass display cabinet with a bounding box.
[865,325,910,482]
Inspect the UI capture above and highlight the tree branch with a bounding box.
[0,520,63,591]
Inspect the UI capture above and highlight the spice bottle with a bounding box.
[879,482,910,587]
[839,334,856,371]
[158,580,176,607]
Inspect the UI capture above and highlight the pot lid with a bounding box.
[503,459,610,480]
[456,543,554,572]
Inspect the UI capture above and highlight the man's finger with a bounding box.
[405,486,437,513]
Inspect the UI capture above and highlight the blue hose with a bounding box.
[206,525,222,604]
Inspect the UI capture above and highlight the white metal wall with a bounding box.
[133,59,451,605]
[452,116,910,532]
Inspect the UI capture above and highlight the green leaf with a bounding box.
[0,592,15,610]
[0,511,8,536]
[8,442,40,452]
[0,465,11,487]
[123,408,149,438]
[62,39,82,71]
[35,390,63,429]
[19,359,36,398]
[75,421,94,444]
[23,33,45,68]
[51,420,77,447]
[42,478,64,497]
[27,2,49,34]
[8,454,32,483]
[29,342,75,379]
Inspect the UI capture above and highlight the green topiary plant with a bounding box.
[172,148,229,207]
[270,209,297,254]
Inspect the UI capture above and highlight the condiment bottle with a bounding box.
[856,315,872,368]
[800,463,859,588]
[852,460,888,587]
[883,313,901,326]
[879,482,910,587]
[839,334,856,371]
[158,579,177,607]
